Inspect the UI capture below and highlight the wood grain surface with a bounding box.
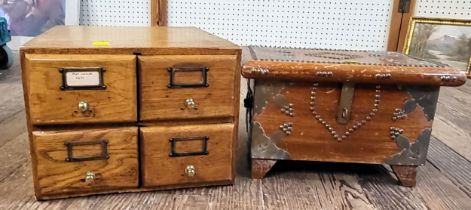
[242,47,466,86]
[139,55,238,122]
[2,50,470,209]
[141,124,234,187]
[252,81,432,164]
[243,60,466,86]
[21,26,240,55]
[31,127,139,200]
[390,165,417,187]
[23,54,137,125]
[251,159,276,179]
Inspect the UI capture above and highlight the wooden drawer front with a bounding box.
[32,127,139,198]
[139,55,237,121]
[24,54,137,125]
[141,123,234,187]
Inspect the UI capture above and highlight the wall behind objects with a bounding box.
[78,0,471,50]
[415,0,471,19]
[166,0,392,50]
[80,0,151,26]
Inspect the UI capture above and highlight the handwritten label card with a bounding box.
[65,71,101,87]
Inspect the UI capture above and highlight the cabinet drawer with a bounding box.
[24,54,137,125]
[32,127,139,198]
[141,123,234,187]
[139,55,237,121]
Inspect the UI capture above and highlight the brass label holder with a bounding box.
[64,139,109,162]
[59,67,106,91]
[169,136,209,157]
[167,64,209,88]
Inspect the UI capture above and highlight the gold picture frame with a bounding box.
[403,17,471,78]
[468,57,471,78]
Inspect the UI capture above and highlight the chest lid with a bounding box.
[242,46,466,86]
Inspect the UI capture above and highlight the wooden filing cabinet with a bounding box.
[21,26,241,200]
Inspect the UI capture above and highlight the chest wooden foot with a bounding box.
[391,165,417,187]
[251,159,277,179]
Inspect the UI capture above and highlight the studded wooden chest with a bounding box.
[242,46,466,186]
[20,26,241,200]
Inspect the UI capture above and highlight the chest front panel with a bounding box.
[251,80,438,165]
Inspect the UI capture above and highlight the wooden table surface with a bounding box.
[0,49,470,209]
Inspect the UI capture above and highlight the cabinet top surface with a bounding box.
[22,26,239,51]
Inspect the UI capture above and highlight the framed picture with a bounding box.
[0,0,80,50]
[468,57,471,77]
[403,17,471,77]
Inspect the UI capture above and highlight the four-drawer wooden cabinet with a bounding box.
[21,26,241,200]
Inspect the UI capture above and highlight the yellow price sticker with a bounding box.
[92,41,110,46]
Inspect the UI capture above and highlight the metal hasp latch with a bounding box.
[336,82,355,124]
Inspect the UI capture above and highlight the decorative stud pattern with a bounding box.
[255,48,447,68]
[392,108,407,121]
[375,73,392,80]
[277,50,295,57]
[279,122,293,135]
[439,75,458,82]
[310,83,381,142]
[281,103,295,117]
[390,127,404,139]
[315,71,334,78]
[251,67,269,74]
[304,51,364,60]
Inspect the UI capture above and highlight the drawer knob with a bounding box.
[78,101,89,112]
[185,165,196,177]
[184,98,197,109]
[84,171,96,183]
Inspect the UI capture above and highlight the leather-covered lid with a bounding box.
[242,46,466,86]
